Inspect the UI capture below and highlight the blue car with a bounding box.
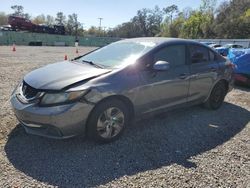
[215,44,244,56]
[228,48,250,86]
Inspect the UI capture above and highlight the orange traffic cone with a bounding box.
[12,44,16,52]
[64,55,68,60]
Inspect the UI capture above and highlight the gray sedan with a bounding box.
[11,38,234,143]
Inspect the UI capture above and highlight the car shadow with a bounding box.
[4,102,250,187]
[234,85,250,91]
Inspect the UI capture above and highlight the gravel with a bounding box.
[0,46,249,188]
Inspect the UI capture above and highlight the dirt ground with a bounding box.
[0,46,249,187]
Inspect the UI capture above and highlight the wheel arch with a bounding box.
[97,95,135,118]
[85,94,135,132]
[204,79,229,103]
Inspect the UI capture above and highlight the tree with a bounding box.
[169,12,185,37]
[0,12,8,26]
[163,4,179,24]
[182,11,209,38]
[177,0,217,39]
[132,6,163,37]
[55,12,66,25]
[87,26,101,36]
[160,4,181,37]
[213,0,250,38]
[33,14,46,25]
[11,5,24,16]
[160,5,195,38]
[32,14,55,26]
[109,22,141,38]
[10,5,31,19]
[182,7,193,20]
[200,0,217,14]
[240,8,250,37]
[45,15,55,26]
[66,13,82,36]
[108,6,163,38]
[23,13,31,20]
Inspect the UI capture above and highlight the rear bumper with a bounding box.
[11,95,94,139]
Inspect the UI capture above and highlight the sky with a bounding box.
[1,0,226,29]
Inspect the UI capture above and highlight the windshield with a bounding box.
[79,41,156,68]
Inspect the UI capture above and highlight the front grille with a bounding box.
[22,82,39,99]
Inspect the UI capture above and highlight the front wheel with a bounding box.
[87,99,129,143]
[204,82,227,110]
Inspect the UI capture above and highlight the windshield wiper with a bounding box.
[82,60,104,69]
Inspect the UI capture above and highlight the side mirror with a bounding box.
[153,61,170,71]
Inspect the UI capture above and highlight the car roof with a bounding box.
[119,37,201,46]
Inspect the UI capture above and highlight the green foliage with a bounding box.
[213,0,250,38]
[181,11,214,38]
[182,12,203,38]
[160,0,249,39]
[108,6,163,38]
[160,12,185,37]
[109,22,141,38]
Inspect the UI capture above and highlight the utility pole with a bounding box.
[98,17,103,31]
[75,23,78,42]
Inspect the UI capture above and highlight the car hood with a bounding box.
[24,61,111,90]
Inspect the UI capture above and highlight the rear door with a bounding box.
[188,44,220,103]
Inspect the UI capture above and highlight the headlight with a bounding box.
[40,90,88,105]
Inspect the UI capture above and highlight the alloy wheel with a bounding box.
[97,107,125,139]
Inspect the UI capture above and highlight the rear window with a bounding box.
[189,45,209,64]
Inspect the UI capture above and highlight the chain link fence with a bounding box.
[0,31,121,46]
[0,31,249,48]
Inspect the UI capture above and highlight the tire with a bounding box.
[87,99,129,143]
[204,81,227,110]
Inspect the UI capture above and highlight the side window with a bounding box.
[153,45,186,67]
[189,45,209,64]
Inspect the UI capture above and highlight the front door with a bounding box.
[139,44,190,114]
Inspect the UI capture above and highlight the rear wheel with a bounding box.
[204,82,227,110]
[87,99,129,143]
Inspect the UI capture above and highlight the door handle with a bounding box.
[179,73,188,79]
